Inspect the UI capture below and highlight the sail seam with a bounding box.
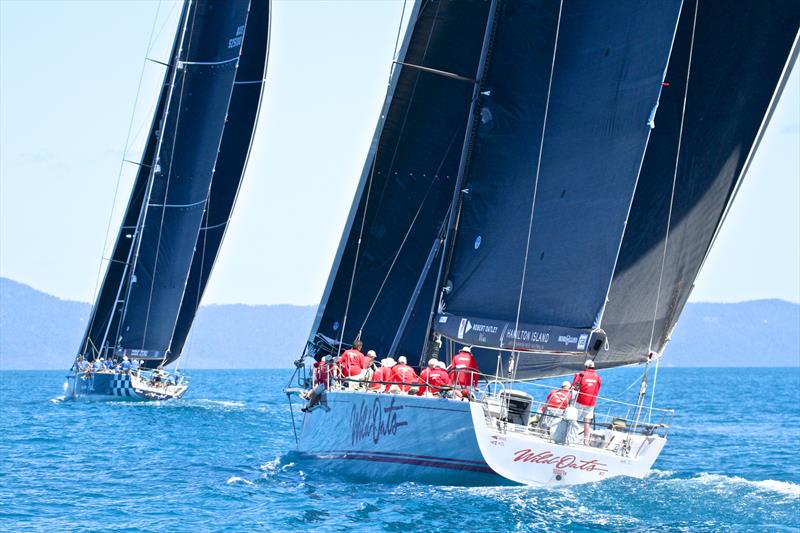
[180,56,238,66]
[510,0,564,361]
[148,198,208,208]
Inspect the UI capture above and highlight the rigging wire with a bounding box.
[647,0,699,420]
[391,0,409,64]
[509,0,564,377]
[80,0,165,357]
[334,1,440,350]
[140,3,202,355]
[116,0,195,356]
[358,126,462,333]
[336,158,376,350]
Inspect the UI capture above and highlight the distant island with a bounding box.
[0,277,798,370]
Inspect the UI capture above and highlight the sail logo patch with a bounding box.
[228,25,245,49]
[458,319,467,339]
[557,335,578,346]
[577,334,588,350]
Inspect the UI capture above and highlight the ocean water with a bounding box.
[1,367,798,532]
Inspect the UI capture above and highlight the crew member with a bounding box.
[371,358,395,392]
[362,350,378,386]
[337,339,366,389]
[572,359,602,445]
[417,358,438,396]
[430,361,453,396]
[392,356,419,393]
[448,346,480,388]
[120,356,131,373]
[540,381,571,428]
[313,355,334,388]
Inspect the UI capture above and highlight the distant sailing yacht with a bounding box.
[67,0,270,401]
[287,0,799,485]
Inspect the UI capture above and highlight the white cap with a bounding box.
[436,361,447,369]
[383,357,396,368]
[397,356,407,365]
[367,350,377,358]
[428,358,438,368]
[323,354,332,361]
[461,346,472,353]
[584,359,595,368]
[123,356,129,361]
[561,380,571,389]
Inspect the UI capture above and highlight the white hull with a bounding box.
[296,389,667,486]
[297,390,505,485]
[469,401,666,486]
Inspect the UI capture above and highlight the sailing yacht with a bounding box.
[66,0,270,401]
[286,0,800,486]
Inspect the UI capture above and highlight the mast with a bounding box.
[114,0,196,359]
[78,0,191,360]
[420,0,497,358]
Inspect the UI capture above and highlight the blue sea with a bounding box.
[1,367,798,532]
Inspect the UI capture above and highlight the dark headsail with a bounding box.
[596,0,800,371]
[78,0,270,368]
[167,0,271,364]
[434,0,682,355]
[488,0,800,379]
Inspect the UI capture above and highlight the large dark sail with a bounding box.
[434,0,682,354]
[503,0,800,379]
[78,0,270,368]
[167,0,270,364]
[78,1,191,361]
[307,0,493,359]
[597,0,800,371]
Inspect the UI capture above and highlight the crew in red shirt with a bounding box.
[370,357,395,392]
[420,361,452,396]
[417,358,439,396]
[337,339,365,383]
[448,346,480,388]
[392,356,419,393]
[572,359,602,445]
[313,355,334,388]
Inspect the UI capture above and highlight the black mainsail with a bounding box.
[307,0,799,381]
[78,0,270,369]
[308,0,493,359]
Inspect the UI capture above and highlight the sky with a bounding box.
[0,0,798,307]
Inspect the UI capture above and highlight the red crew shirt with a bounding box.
[338,348,365,377]
[370,366,393,392]
[418,367,452,395]
[572,369,601,407]
[313,361,332,387]
[392,364,418,393]
[448,351,480,387]
[545,388,570,410]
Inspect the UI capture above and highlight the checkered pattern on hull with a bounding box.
[110,374,135,398]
